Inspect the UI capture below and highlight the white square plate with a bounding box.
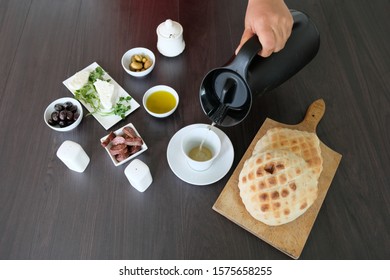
[63,62,140,130]
[100,123,147,166]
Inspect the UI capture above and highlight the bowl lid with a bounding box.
[157,19,183,39]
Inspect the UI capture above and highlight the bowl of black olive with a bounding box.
[44,97,83,131]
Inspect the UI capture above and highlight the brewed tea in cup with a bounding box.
[181,126,221,171]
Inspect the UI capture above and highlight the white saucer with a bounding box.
[167,124,234,186]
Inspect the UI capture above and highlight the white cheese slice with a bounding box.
[68,70,90,91]
[93,79,117,110]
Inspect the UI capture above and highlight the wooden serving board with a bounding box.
[213,99,342,259]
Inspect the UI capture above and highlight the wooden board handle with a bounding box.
[300,99,325,132]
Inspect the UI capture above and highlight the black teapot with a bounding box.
[200,10,320,126]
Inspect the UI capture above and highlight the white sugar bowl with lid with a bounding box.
[156,19,185,57]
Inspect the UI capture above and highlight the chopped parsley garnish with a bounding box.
[74,67,131,119]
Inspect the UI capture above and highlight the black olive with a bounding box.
[51,111,59,122]
[69,105,78,113]
[58,120,67,127]
[54,104,64,111]
[65,102,73,110]
[59,110,67,121]
[48,118,56,126]
[73,112,80,121]
[66,111,74,121]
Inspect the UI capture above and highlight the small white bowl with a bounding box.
[121,47,155,77]
[100,123,148,166]
[143,85,179,118]
[44,97,83,132]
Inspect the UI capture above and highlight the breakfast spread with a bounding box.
[238,127,323,226]
[45,26,335,257]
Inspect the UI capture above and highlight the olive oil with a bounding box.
[146,91,176,114]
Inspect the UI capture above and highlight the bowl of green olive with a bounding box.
[121,47,155,77]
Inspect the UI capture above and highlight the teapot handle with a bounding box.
[226,9,320,88]
[227,36,262,79]
[246,10,320,96]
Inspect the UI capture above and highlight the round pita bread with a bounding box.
[238,149,318,226]
[253,127,323,178]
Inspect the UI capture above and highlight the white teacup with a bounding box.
[181,126,221,171]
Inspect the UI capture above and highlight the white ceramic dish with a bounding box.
[100,123,148,167]
[143,85,179,118]
[121,47,155,77]
[167,124,234,185]
[62,62,140,130]
[44,97,83,132]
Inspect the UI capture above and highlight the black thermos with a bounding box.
[200,10,320,126]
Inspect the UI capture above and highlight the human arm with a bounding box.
[236,0,293,57]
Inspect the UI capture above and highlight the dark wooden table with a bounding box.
[0,0,389,260]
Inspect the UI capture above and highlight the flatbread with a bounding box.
[253,127,323,178]
[238,149,319,226]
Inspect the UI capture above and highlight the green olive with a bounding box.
[130,61,143,70]
[129,54,153,71]
[143,60,152,69]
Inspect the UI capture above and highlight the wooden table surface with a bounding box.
[0,0,389,260]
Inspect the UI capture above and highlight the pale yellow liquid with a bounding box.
[146,91,176,114]
[188,123,217,161]
[188,146,213,162]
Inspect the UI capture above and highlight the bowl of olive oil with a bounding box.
[143,85,179,118]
